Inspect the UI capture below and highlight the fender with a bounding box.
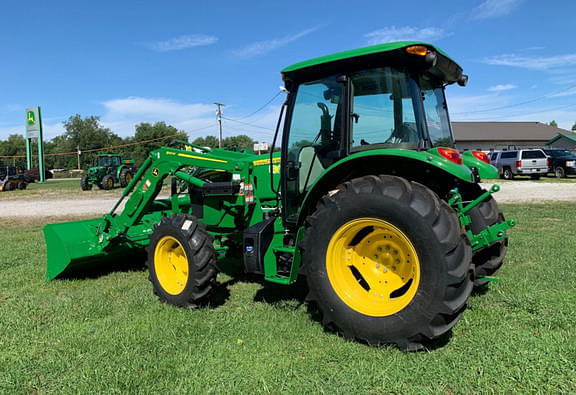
[296,149,475,227]
[461,151,499,179]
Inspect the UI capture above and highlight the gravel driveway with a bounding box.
[1,181,575,218]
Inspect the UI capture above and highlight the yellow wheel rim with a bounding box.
[154,236,189,295]
[326,218,420,317]
[107,178,113,187]
[126,173,132,183]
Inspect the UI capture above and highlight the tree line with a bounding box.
[0,115,258,169]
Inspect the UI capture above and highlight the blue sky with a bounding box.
[2,0,576,143]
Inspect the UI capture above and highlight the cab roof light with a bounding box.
[406,45,428,56]
[437,147,463,165]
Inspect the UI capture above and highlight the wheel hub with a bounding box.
[326,218,420,316]
[154,236,189,295]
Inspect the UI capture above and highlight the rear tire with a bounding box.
[80,176,92,191]
[147,214,218,308]
[119,168,133,188]
[17,181,27,190]
[502,168,514,180]
[466,190,508,287]
[530,175,540,180]
[555,167,565,178]
[301,175,473,351]
[102,175,114,190]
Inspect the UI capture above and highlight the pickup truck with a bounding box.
[543,148,576,178]
[491,149,549,179]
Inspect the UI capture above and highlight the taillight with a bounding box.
[516,160,521,168]
[437,147,463,165]
[472,151,490,164]
[546,159,550,167]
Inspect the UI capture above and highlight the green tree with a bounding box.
[571,122,576,131]
[0,134,27,167]
[52,115,122,169]
[549,120,559,128]
[192,135,219,149]
[222,135,255,152]
[132,122,188,165]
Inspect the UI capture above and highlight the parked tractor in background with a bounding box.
[45,42,515,350]
[0,165,30,191]
[81,154,136,190]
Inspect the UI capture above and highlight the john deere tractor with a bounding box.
[45,42,514,350]
[81,154,136,190]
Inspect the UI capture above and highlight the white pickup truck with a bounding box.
[491,149,549,180]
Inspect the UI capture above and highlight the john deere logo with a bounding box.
[27,110,36,126]
[152,168,159,177]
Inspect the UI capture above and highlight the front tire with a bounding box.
[301,175,473,350]
[147,214,218,307]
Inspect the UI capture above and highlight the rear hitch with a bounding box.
[449,184,516,251]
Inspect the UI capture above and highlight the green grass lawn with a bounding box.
[1,204,575,393]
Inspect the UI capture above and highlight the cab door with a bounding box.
[281,75,345,225]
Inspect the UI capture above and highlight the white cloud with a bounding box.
[145,34,218,52]
[231,27,318,58]
[482,53,576,70]
[364,26,450,45]
[471,0,523,20]
[100,97,216,136]
[487,84,517,92]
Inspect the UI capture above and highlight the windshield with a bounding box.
[422,87,453,147]
[350,67,423,151]
[97,157,111,167]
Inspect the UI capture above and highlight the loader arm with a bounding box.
[44,147,247,280]
[102,148,239,241]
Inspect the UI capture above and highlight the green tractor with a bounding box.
[45,42,514,350]
[81,154,136,190]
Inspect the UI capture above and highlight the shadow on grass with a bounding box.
[55,251,147,280]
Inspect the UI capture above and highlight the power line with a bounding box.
[227,91,283,121]
[222,117,275,131]
[453,102,576,120]
[452,84,576,115]
[0,124,214,159]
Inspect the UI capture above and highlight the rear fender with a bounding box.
[461,151,498,179]
[296,150,474,227]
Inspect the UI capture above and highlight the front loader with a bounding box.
[44,42,515,350]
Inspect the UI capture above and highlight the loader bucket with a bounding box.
[44,217,137,280]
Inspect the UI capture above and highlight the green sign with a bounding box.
[26,108,40,139]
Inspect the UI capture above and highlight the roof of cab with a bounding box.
[281,41,458,82]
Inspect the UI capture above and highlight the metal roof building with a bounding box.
[451,122,568,151]
[545,132,576,149]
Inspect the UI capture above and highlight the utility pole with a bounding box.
[77,146,81,170]
[214,102,225,148]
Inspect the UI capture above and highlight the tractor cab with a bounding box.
[279,42,468,224]
[95,155,121,168]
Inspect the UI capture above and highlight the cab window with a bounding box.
[350,67,421,151]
